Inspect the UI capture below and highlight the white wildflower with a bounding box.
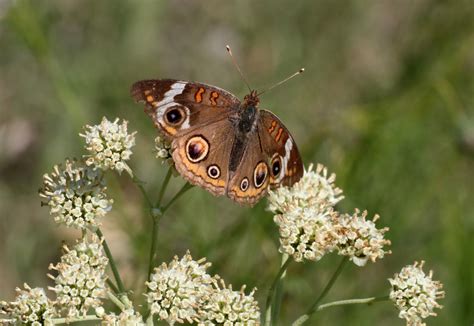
[146,251,216,324]
[268,163,343,215]
[81,117,136,176]
[0,284,56,325]
[332,209,391,266]
[154,136,172,161]
[39,159,113,230]
[98,307,145,325]
[48,235,109,318]
[198,280,260,326]
[268,164,344,262]
[389,261,445,326]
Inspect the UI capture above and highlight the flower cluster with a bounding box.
[146,252,216,324]
[48,235,109,318]
[39,159,113,230]
[0,284,56,325]
[269,164,344,262]
[81,117,136,176]
[389,261,445,326]
[97,307,145,325]
[146,252,261,325]
[268,164,390,264]
[268,164,343,216]
[198,281,260,325]
[154,135,172,161]
[332,210,391,266]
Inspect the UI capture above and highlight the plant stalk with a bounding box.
[291,295,389,326]
[263,257,292,326]
[96,229,126,293]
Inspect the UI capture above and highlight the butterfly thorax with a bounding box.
[238,90,260,134]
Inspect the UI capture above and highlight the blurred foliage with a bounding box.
[0,0,473,325]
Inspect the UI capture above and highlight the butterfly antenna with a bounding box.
[226,45,252,93]
[257,68,305,96]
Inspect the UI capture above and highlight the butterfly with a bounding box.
[131,78,303,206]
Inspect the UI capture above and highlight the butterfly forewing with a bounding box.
[131,79,240,140]
[258,110,303,187]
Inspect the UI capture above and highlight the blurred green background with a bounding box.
[0,0,473,325]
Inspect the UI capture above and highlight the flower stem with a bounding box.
[263,257,292,326]
[309,256,348,313]
[271,254,289,324]
[147,212,162,281]
[107,290,126,310]
[291,295,389,326]
[96,228,126,294]
[106,278,119,294]
[291,257,348,325]
[317,295,390,310]
[132,175,153,209]
[50,315,101,324]
[161,182,194,214]
[155,167,172,208]
[147,180,193,282]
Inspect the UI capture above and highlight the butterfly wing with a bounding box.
[171,117,235,197]
[227,109,303,206]
[227,132,271,206]
[131,79,240,197]
[258,110,303,187]
[131,79,240,139]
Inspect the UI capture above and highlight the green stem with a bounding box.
[161,182,194,214]
[155,167,172,208]
[308,257,348,313]
[263,257,292,326]
[50,315,101,324]
[147,213,161,281]
[147,182,193,282]
[106,278,119,294]
[317,295,390,310]
[132,175,153,209]
[291,295,389,326]
[271,254,289,325]
[291,257,348,326]
[96,229,126,294]
[107,291,126,311]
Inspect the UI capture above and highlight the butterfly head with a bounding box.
[243,90,260,108]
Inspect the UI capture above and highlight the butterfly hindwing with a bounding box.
[171,117,235,196]
[227,132,271,206]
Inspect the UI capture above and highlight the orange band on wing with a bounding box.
[210,91,219,105]
[275,128,283,142]
[195,87,205,103]
[176,146,225,187]
[268,121,277,133]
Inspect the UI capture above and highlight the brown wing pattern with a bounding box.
[258,110,303,187]
[171,118,235,197]
[130,79,240,140]
[227,133,271,205]
[131,79,240,197]
[131,79,303,206]
[227,110,303,206]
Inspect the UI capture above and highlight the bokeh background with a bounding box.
[0,0,473,325]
